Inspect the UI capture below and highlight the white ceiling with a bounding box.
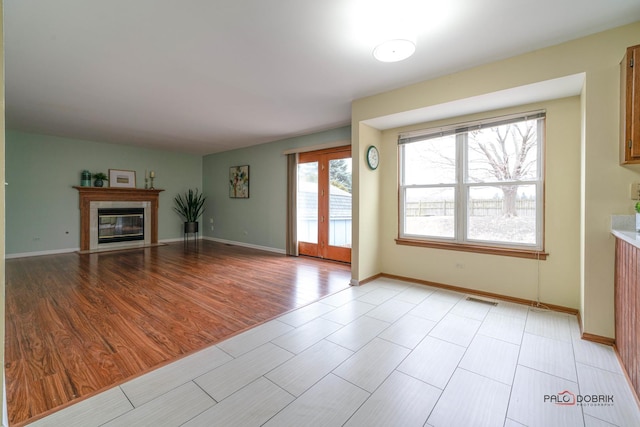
[5,1,640,155]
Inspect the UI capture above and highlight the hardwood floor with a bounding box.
[4,241,351,426]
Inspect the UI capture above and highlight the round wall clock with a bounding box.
[366,145,380,170]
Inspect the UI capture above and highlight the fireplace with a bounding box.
[98,208,145,244]
[90,201,151,250]
[74,187,163,252]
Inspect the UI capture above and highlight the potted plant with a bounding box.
[92,172,108,187]
[174,188,206,234]
[635,202,640,232]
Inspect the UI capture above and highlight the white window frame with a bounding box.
[397,111,546,258]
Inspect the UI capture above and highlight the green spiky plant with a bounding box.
[92,172,108,181]
[174,188,206,223]
[636,201,640,214]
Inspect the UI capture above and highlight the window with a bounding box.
[398,112,546,259]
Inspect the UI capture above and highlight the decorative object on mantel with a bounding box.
[149,170,155,189]
[174,188,206,235]
[92,172,108,187]
[635,202,640,232]
[81,170,92,187]
[109,169,136,188]
[229,165,249,198]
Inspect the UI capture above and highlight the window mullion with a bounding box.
[403,183,456,189]
[466,180,539,187]
[536,118,544,247]
[456,133,466,243]
[399,146,406,236]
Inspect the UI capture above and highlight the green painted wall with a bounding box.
[5,131,202,255]
[202,126,351,250]
[1,4,6,421]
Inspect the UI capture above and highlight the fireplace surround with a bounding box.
[90,202,149,250]
[74,187,164,252]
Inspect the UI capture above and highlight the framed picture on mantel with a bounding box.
[109,169,136,188]
[229,165,249,198]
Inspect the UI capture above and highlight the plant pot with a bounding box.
[636,213,640,232]
[184,221,199,234]
[94,179,104,187]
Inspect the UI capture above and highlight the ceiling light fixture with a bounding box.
[373,39,416,62]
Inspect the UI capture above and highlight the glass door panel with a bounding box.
[297,162,318,244]
[328,158,352,248]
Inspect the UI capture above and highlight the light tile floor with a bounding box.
[29,278,640,427]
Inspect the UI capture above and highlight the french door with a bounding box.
[297,146,352,263]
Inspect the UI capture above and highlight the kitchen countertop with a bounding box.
[611,215,640,249]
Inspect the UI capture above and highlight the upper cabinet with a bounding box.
[621,44,640,164]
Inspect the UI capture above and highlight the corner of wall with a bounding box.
[1,0,7,422]
[353,122,383,282]
[579,78,587,334]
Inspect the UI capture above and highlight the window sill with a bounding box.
[395,238,548,260]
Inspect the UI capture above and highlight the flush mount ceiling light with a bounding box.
[373,39,416,62]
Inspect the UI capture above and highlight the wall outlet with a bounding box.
[631,182,640,200]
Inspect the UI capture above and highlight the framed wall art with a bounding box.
[229,165,249,198]
[109,169,136,188]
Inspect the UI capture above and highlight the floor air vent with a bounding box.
[465,296,498,306]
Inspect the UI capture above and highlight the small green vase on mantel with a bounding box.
[93,172,108,188]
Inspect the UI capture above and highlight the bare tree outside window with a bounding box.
[467,121,538,217]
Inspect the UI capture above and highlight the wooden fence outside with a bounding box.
[406,199,536,217]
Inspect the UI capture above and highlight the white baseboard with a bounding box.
[203,236,286,254]
[5,247,80,259]
[158,237,193,243]
[5,236,285,259]
[6,237,186,258]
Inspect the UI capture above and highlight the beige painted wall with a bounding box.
[352,123,382,283]
[379,98,581,309]
[352,21,640,338]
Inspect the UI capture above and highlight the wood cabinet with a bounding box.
[614,237,640,398]
[621,44,640,164]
